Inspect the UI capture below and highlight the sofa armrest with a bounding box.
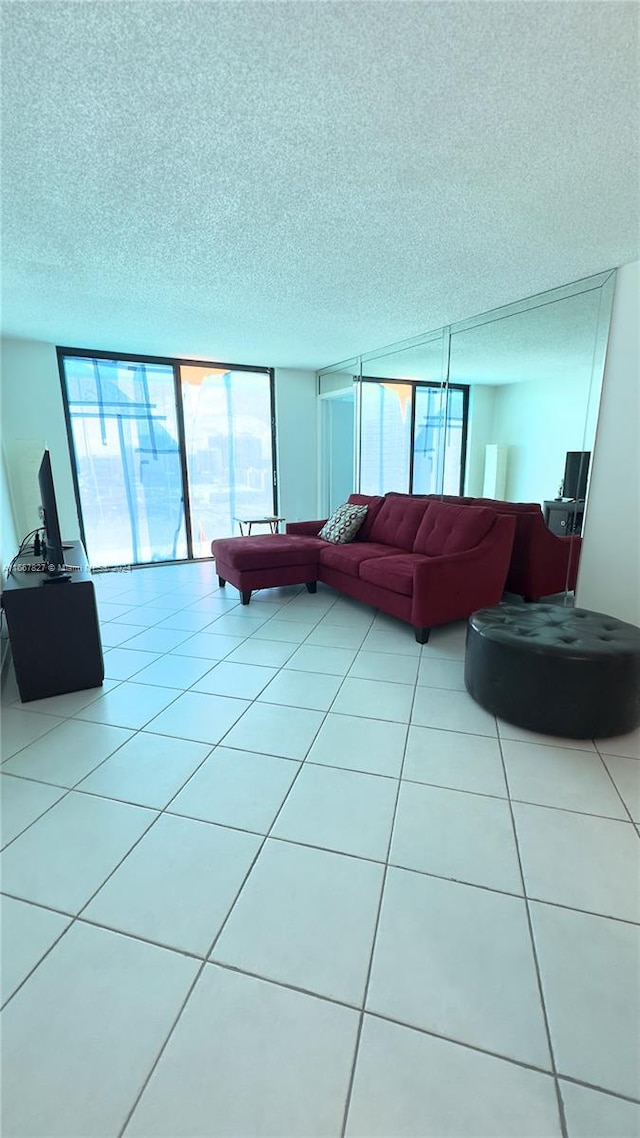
[410,515,516,627]
[285,519,327,536]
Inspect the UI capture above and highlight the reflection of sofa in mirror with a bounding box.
[430,495,581,601]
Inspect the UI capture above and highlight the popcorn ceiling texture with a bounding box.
[1,1,638,368]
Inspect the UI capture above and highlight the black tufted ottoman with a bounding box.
[465,604,640,739]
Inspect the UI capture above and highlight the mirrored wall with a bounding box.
[317,269,616,596]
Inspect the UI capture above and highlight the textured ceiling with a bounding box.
[1,1,638,369]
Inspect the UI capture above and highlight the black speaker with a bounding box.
[563,451,590,500]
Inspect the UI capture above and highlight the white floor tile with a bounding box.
[361,628,422,657]
[154,609,221,632]
[601,752,640,820]
[96,600,137,621]
[417,656,466,690]
[99,622,143,647]
[74,682,182,730]
[307,713,408,777]
[420,621,467,660]
[252,618,316,643]
[145,691,250,745]
[284,643,358,675]
[1,708,63,760]
[10,680,121,719]
[125,964,359,1138]
[531,901,640,1099]
[272,763,397,860]
[206,612,270,636]
[322,602,375,628]
[498,719,597,752]
[0,792,157,912]
[367,868,550,1066]
[2,720,134,788]
[349,649,419,685]
[84,814,260,955]
[1,775,66,847]
[226,638,298,667]
[502,739,628,818]
[172,631,246,660]
[1,922,198,1138]
[170,747,299,833]
[595,724,640,760]
[222,702,324,760]
[412,687,498,736]
[560,1081,640,1138]
[192,661,277,699]
[212,839,383,1002]
[102,647,162,680]
[513,802,640,921]
[0,896,71,1004]
[332,676,415,723]
[75,731,211,809]
[346,1015,562,1138]
[128,653,213,690]
[391,782,522,893]
[258,668,342,711]
[307,624,368,649]
[403,726,507,797]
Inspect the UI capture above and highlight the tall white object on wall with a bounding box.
[6,439,46,539]
[482,444,508,498]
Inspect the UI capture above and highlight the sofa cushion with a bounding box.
[413,501,496,556]
[318,502,368,544]
[318,541,405,578]
[366,495,429,549]
[347,494,385,541]
[360,554,427,597]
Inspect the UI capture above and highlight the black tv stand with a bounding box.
[2,540,104,702]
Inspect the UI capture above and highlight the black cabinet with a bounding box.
[2,541,104,702]
[543,500,585,537]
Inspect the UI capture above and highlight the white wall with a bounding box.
[576,261,640,625]
[1,448,19,580]
[274,368,318,520]
[1,338,80,541]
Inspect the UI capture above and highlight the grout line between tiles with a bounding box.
[339,651,421,1137]
[496,728,569,1138]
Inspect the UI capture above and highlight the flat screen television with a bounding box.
[38,450,71,583]
[563,451,590,501]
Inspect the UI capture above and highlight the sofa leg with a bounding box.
[240,590,252,605]
[218,576,226,588]
[414,627,430,644]
[305,581,317,594]
[524,596,538,603]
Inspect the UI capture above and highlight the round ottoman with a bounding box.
[465,604,640,738]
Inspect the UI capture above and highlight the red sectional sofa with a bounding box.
[426,495,582,601]
[212,493,516,643]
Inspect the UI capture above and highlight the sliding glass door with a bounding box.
[61,354,187,566]
[180,365,275,556]
[60,351,276,567]
[359,378,468,496]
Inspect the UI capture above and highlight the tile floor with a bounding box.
[1,561,639,1138]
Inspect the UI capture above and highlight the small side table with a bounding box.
[234,515,285,536]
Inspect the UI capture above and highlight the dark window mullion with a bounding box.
[173,363,195,560]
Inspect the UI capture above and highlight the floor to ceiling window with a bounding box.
[180,364,276,557]
[59,350,276,568]
[359,378,468,496]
